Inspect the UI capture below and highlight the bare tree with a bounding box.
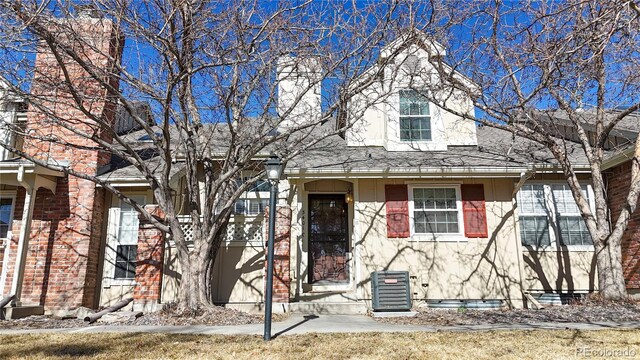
[0,0,423,309]
[404,0,640,299]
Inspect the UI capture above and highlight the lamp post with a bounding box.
[263,155,282,341]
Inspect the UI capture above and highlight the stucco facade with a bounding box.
[122,175,598,313]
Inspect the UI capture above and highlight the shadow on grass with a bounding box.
[1,333,151,359]
[0,332,264,359]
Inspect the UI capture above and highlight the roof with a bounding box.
[98,111,615,182]
[40,106,639,182]
[285,125,593,177]
[532,109,640,141]
[96,154,186,187]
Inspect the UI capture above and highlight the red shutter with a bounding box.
[385,185,410,238]
[461,184,488,238]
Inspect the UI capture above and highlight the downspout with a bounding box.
[10,165,36,306]
[512,169,534,309]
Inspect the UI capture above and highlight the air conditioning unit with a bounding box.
[371,271,412,311]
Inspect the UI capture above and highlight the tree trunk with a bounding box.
[178,254,200,309]
[595,235,627,299]
[175,240,225,309]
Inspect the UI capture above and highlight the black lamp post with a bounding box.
[263,155,282,341]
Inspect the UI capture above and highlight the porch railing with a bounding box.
[173,215,264,247]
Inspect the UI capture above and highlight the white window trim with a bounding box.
[408,184,466,242]
[0,190,16,247]
[103,193,148,287]
[517,181,595,251]
[385,89,447,152]
[398,89,432,142]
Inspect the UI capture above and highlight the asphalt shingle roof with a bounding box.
[285,125,591,174]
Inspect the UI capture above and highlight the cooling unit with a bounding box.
[371,271,412,311]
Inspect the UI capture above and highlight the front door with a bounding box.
[308,194,349,284]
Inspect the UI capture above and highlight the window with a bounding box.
[517,185,550,246]
[411,187,461,235]
[233,178,270,216]
[399,90,431,141]
[114,196,144,280]
[114,245,137,279]
[517,184,592,247]
[0,197,14,239]
[234,198,269,216]
[552,184,592,246]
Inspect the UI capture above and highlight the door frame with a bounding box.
[307,193,350,284]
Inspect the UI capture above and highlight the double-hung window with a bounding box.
[411,187,462,236]
[114,196,145,280]
[517,183,592,248]
[552,184,592,246]
[399,90,431,141]
[233,178,270,216]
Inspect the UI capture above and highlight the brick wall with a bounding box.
[606,161,640,290]
[264,205,292,302]
[2,15,124,310]
[133,205,165,308]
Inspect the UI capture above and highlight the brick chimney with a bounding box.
[24,8,123,166]
[3,9,124,311]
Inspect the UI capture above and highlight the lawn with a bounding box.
[0,330,638,359]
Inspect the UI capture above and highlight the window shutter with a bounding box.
[461,184,488,238]
[385,185,410,238]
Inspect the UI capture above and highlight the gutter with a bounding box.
[0,160,64,177]
[601,147,635,171]
[96,164,593,183]
[284,165,592,179]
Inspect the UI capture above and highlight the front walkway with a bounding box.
[1,314,640,336]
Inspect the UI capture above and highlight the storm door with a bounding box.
[308,194,349,283]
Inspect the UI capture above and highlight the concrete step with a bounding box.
[1,305,44,320]
[288,302,368,315]
[296,292,359,303]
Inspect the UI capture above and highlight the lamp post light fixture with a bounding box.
[263,155,282,341]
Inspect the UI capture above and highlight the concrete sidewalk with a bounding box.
[1,315,640,336]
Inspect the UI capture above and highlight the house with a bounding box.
[0,12,638,318]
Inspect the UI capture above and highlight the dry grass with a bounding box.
[0,330,639,359]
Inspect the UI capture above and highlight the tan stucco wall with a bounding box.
[354,178,523,306]
[521,249,596,293]
[161,241,265,305]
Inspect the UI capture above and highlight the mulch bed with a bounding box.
[0,316,89,330]
[375,298,640,326]
[0,303,285,330]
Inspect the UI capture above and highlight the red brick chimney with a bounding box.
[3,8,124,311]
[24,8,123,165]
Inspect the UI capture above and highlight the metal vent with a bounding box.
[371,271,412,311]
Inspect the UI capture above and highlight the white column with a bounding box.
[10,186,35,305]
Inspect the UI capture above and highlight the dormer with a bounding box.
[345,33,478,151]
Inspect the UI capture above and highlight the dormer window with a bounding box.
[399,90,431,141]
